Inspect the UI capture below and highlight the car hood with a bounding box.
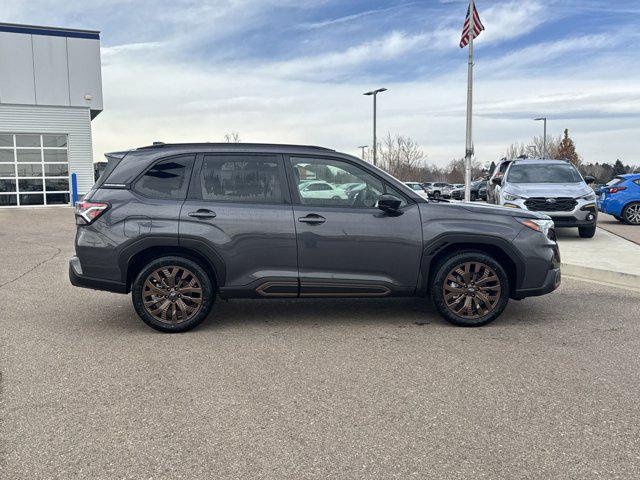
[436,201,547,219]
[504,182,590,198]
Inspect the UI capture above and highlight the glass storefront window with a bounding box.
[0,133,70,207]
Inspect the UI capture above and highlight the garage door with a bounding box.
[0,133,70,207]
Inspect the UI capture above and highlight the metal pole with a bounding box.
[543,118,547,158]
[464,0,475,202]
[373,93,377,166]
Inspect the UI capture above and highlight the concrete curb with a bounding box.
[561,262,640,293]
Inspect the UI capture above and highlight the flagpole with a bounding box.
[464,0,475,202]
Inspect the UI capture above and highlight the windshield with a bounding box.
[507,163,582,184]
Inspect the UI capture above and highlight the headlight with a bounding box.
[577,191,596,201]
[503,192,525,201]
[517,217,554,236]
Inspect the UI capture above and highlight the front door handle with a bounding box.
[298,214,326,225]
[188,209,217,219]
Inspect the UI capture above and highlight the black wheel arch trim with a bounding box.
[116,235,226,290]
[418,233,526,294]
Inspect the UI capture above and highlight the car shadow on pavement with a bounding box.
[86,290,552,334]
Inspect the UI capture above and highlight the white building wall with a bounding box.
[0,104,95,194]
[0,32,36,104]
[0,27,103,114]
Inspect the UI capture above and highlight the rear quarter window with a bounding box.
[133,155,194,200]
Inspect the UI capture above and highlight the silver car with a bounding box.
[489,159,597,238]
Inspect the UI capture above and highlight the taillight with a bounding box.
[75,201,109,225]
[608,186,627,194]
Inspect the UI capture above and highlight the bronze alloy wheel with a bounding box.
[442,261,501,319]
[142,266,203,324]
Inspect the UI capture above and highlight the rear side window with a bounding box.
[606,177,624,186]
[199,155,284,203]
[634,179,640,186]
[134,156,194,200]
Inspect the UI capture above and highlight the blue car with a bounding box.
[597,174,640,225]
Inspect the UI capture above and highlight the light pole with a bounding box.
[363,88,387,166]
[358,145,368,160]
[534,117,547,158]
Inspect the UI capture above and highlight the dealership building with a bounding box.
[0,22,102,207]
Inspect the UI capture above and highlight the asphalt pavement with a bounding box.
[1,207,639,480]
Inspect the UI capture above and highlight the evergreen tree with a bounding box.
[557,129,580,166]
[613,159,627,176]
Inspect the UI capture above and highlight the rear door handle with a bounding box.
[188,209,217,219]
[298,214,326,225]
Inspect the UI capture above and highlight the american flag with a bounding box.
[460,2,485,48]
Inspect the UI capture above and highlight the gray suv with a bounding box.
[70,143,561,332]
[488,158,597,238]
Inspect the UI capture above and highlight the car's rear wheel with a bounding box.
[578,226,597,238]
[430,252,510,327]
[132,256,214,333]
[623,202,640,225]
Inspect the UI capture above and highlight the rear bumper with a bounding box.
[513,267,561,299]
[69,256,127,294]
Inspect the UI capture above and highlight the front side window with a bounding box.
[290,157,387,208]
[134,156,193,200]
[506,163,582,184]
[199,155,283,203]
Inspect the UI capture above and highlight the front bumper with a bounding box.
[69,256,127,293]
[501,197,597,227]
[513,267,561,299]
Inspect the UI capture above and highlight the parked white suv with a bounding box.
[488,159,597,238]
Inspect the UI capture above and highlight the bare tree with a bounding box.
[505,134,561,159]
[377,133,427,180]
[445,158,485,183]
[505,142,527,159]
[223,132,241,143]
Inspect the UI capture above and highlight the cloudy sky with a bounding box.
[5,0,640,166]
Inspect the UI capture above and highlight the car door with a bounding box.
[180,153,299,297]
[488,161,510,204]
[286,155,423,297]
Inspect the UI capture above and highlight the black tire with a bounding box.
[433,191,441,199]
[132,256,215,333]
[614,215,623,222]
[578,226,596,238]
[622,202,640,225]
[430,252,510,327]
[470,192,477,202]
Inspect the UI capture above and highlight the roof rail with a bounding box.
[136,142,335,151]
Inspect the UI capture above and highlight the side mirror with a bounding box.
[584,175,596,185]
[378,194,402,215]
[491,176,503,186]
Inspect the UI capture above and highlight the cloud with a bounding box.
[477,1,551,45]
[4,0,640,166]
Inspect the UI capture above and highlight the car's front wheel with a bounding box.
[132,256,215,333]
[623,202,640,225]
[430,252,510,327]
[578,226,597,238]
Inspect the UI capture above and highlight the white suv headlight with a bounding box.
[577,191,596,201]
[503,192,525,201]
